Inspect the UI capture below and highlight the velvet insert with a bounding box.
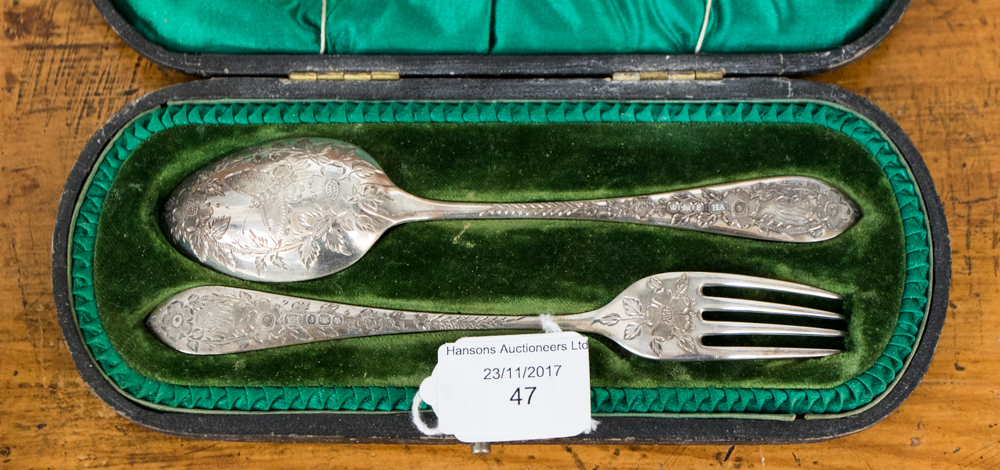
[69,100,930,415]
[108,0,893,55]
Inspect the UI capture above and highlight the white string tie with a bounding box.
[538,314,563,334]
[411,390,443,435]
[319,0,327,54]
[695,0,713,54]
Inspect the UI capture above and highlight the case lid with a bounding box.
[92,0,910,78]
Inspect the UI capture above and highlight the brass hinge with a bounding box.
[611,70,724,81]
[288,71,401,81]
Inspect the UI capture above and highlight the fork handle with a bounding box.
[149,287,582,355]
[400,177,857,243]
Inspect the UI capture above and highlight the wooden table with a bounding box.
[1,1,997,467]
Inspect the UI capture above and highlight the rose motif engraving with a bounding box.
[593,274,699,357]
[179,192,213,232]
[310,165,344,206]
[606,197,656,219]
[816,190,854,231]
[229,295,284,343]
[629,197,657,218]
[720,188,758,228]
[479,179,856,240]
[170,188,234,269]
[165,139,393,276]
[159,301,194,342]
[355,309,384,335]
[148,289,526,354]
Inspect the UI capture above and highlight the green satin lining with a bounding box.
[109,0,892,55]
[69,100,930,415]
[493,0,893,54]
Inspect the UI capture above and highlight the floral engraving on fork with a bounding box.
[165,139,392,275]
[593,274,699,357]
[150,289,522,354]
[480,180,856,240]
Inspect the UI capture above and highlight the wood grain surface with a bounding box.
[1,0,998,468]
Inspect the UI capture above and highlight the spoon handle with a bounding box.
[150,287,593,355]
[404,177,857,243]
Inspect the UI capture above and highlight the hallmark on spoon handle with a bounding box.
[462,177,858,241]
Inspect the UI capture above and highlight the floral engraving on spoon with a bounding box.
[165,139,391,276]
[164,137,861,283]
[481,179,856,239]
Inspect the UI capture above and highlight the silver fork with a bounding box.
[148,272,846,360]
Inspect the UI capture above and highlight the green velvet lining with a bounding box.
[70,100,930,415]
[109,0,892,55]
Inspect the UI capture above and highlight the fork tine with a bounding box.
[698,346,843,360]
[700,298,846,321]
[696,273,841,300]
[699,321,846,337]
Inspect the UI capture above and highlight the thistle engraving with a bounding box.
[594,274,699,357]
[481,180,856,240]
[164,139,392,276]
[149,288,526,354]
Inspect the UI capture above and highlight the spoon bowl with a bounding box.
[163,138,859,282]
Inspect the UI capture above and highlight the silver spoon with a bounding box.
[148,272,845,360]
[164,138,859,282]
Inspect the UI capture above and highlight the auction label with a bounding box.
[417,332,592,442]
